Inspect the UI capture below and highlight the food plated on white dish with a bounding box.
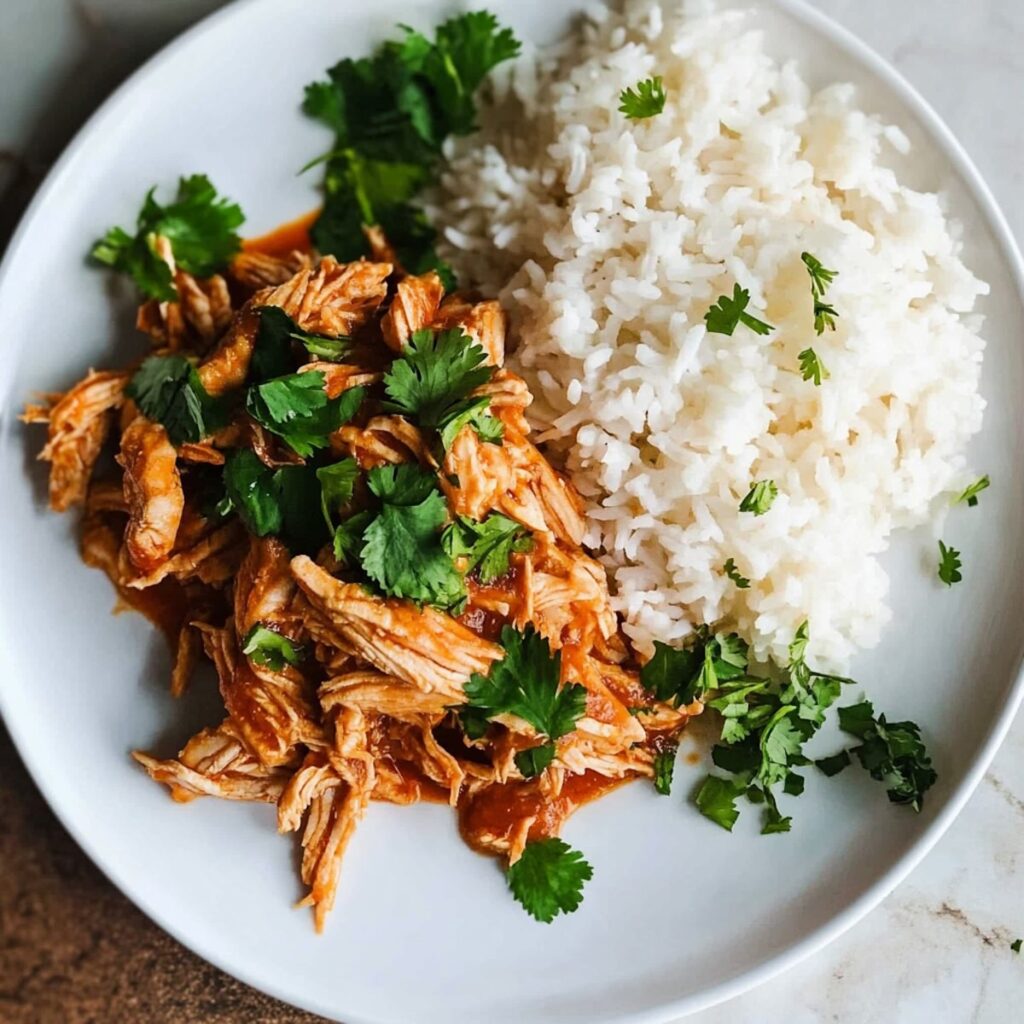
[3,0,1023,1021]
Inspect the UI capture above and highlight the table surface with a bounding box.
[1,1,1021,1022]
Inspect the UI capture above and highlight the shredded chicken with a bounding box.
[28,241,699,931]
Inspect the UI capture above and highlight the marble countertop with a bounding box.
[1,1,1021,1021]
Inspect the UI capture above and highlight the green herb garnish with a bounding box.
[704,284,774,337]
[125,355,224,446]
[938,540,963,586]
[800,252,839,334]
[739,480,778,516]
[955,475,990,508]
[618,76,667,120]
[506,838,592,923]
[442,512,532,583]
[241,624,305,671]
[653,744,677,796]
[462,625,588,770]
[91,174,244,301]
[723,557,751,589]
[357,463,466,608]
[798,347,830,385]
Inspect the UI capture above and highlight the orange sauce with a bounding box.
[241,209,319,257]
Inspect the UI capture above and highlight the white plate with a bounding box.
[1,1,1022,1021]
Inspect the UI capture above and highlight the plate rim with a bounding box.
[0,0,1022,1021]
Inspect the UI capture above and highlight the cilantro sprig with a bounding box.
[91,174,244,301]
[383,328,502,448]
[619,76,667,120]
[506,838,592,923]
[126,355,225,445]
[704,284,774,337]
[303,12,520,277]
[640,629,749,709]
[798,347,830,385]
[462,625,588,776]
[250,307,351,384]
[357,463,466,608]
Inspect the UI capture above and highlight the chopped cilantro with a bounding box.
[723,557,751,589]
[442,512,532,583]
[246,373,364,458]
[221,450,329,553]
[695,775,746,831]
[241,624,304,671]
[618,76,667,120]
[332,508,374,565]
[639,630,748,707]
[938,540,963,586]
[1012,939,1022,954]
[91,174,244,301]
[514,744,556,779]
[251,306,352,383]
[126,355,224,446]
[704,284,774,337]
[358,463,466,608]
[834,699,937,811]
[955,475,990,508]
[653,744,677,796]
[506,838,592,923]
[463,625,587,746]
[798,347,830,385]
[800,252,839,334]
[438,395,504,450]
[739,480,778,516]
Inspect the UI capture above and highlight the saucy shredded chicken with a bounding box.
[28,232,700,931]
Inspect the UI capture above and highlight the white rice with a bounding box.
[427,0,988,669]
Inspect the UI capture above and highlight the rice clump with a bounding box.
[428,0,988,670]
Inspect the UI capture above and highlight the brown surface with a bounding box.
[0,723,328,1024]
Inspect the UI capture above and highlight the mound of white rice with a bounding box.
[428,0,987,669]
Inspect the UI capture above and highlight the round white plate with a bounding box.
[1,1,1022,1021]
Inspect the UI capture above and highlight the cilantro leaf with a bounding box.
[835,699,937,811]
[739,480,778,516]
[317,458,359,530]
[704,284,774,337]
[383,328,495,435]
[938,540,963,586]
[250,306,352,383]
[246,374,364,457]
[222,450,283,537]
[438,395,504,450]
[332,509,374,564]
[506,838,592,923]
[464,625,587,742]
[812,301,838,335]
[640,631,748,707]
[798,347,830,385]
[359,464,465,607]
[695,775,746,831]
[91,174,244,301]
[955,475,990,508]
[441,512,532,583]
[515,743,556,779]
[221,450,330,553]
[653,744,677,796]
[814,750,852,777]
[126,355,224,446]
[241,624,304,671]
[618,76,667,120]
[723,557,751,589]
[1012,939,1022,954]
